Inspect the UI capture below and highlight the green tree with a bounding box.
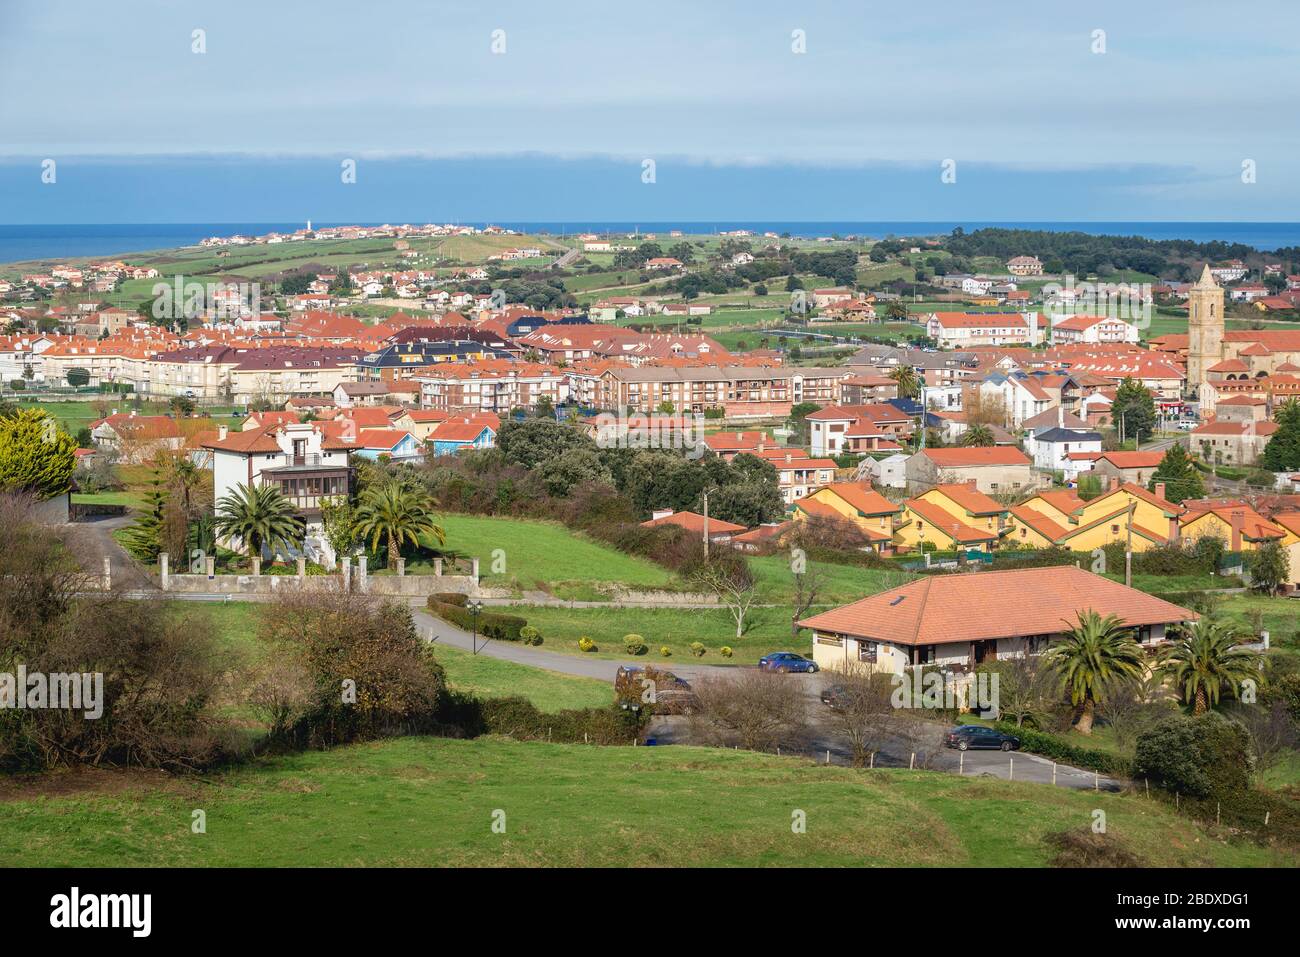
[1248,540,1289,595]
[0,408,77,498]
[65,367,90,387]
[214,483,304,561]
[1148,443,1204,503]
[354,480,445,567]
[1261,398,1300,471]
[1161,618,1262,715]
[1112,378,1156,444]
[961,423,995,447]
[885,299,910,321]
[1045,610,1145,734]
[320,495,360,564]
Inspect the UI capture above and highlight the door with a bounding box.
[973,639,997,665]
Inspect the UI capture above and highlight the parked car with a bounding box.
[614,665,698,715]
[944,725,1020,752]
[758,652,819,674]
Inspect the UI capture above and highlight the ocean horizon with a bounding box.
[2,221,1299,265]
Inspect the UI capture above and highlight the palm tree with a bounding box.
[889,365,921,399]
[213,483,303,562]
[354,480,445,567]
[961,423,995,447]
[1044,610,1145,734]
[1162,618,1261,715]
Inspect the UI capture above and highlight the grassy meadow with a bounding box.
[0,737,1282,868]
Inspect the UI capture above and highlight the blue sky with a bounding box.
[2,0,1298,222]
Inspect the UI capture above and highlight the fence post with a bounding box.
[205,555,215,579]
[909,752,915,770]
[251,556,261,576]
[1009,756,1013,781]
[357,556,367,592]
[341,556,352,591]
[396,557,406,577]
[434,557,443,577]
[471,557,480,582]
[159,553,168,591]
[1052,763,1057,786]
[297,556,306,582]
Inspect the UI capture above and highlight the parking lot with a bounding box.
[648,670,1123,792]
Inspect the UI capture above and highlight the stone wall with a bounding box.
[158,553,480,597]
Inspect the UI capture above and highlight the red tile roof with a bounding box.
[799,566,1196,646]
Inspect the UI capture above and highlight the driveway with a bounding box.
[69,513,157,592]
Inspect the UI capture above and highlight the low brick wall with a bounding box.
[161,572,480,596]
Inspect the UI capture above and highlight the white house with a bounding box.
[1027,427,1103,479]
[202,421,360,566]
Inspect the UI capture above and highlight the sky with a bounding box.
[1,0,1298,223]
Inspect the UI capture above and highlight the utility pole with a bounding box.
[702,488,711,559]
[1125,500,1136,588]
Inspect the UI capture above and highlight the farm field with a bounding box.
[0,736,1280,867]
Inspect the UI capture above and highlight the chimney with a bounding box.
[1154,482,1166,501]
[1109,476,1119,492]
[1230,510,1243,552]
[1056,403,1064,428]
[218,425,228,441]
[966,479,977,489]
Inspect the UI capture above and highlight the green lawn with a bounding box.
[0,736,1280,867]
[493,604,798,662]
[749,554,916,605]
[423,514,676,594]
[429,645,611,712]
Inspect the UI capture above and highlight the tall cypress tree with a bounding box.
[1262,399,1300,472]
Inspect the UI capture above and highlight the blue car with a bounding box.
[758,652,819,674]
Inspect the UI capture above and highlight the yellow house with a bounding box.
[1179,503,1287,553]
[1272,512,1300,588]
[894,482,1007,552]
[388,409,448,441]
[793,481,901,552]
[1009,483,1182,552]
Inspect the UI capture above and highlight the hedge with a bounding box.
[439,693,643,744]
[994,722,1132,777]
[427,596,527,642]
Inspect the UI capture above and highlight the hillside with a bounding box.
[0,738,1283,867]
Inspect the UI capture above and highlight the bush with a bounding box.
[578,636,597,653]
[1133,712,1255,799]
[993,722,1132,777]
[439,695,642,744]
[623,634,648,655]
[660,646,672,656]
[690,642,706,657]
[426,596,527,642]
[519,625,543,646]
[719,646,733,658]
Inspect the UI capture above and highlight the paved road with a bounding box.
[72,514,157,592]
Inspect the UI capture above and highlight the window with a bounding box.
[858,641,877,664]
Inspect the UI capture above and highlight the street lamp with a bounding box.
[467,599,484,654]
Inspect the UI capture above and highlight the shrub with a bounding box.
[660,646,672,656]
[578,636,597,653]
[426,596,526,642]
[993,722,1132,777]
[690,642,707,657]
[440,695,642,744]
[719,646,734,658]
[1044,828,1144,867]
[264,590,447,749]
[1133,712,1255,799]
[623,634,648,655]
[519,625,543,646]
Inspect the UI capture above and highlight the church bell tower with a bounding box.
[1186,264,1224,400]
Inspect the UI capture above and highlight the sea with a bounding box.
[2,221,1299,265]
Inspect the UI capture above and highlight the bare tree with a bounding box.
[1227,700,1298,771]
[790,563,826,637]
[690,553,758,639]
[823,664,896,766]
[686,670,808,753]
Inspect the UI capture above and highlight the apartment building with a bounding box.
[597,366,847,418]
[416,360,567,413]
